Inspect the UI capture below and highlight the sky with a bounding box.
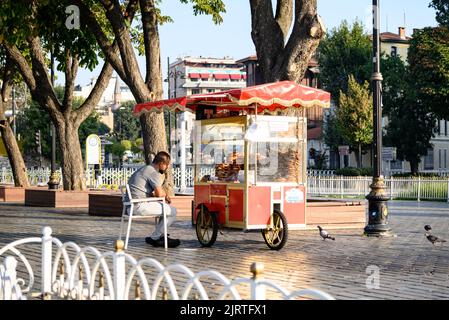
[67,0,439,96]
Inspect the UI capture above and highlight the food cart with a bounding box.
[134,81,330,250]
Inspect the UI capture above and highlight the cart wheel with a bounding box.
[196,206,218,247]
[262,209,288,250]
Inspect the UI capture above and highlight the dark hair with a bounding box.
[152,151,171,165]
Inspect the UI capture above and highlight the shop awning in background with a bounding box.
[188,73,200,79]
[213,74,230,80]
[230,74,242,80]
[133,81,331,116]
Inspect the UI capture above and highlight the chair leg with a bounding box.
[119,206,126,241]
[125,205,134,250]
[163,205,168,250]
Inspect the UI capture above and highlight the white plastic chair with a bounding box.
[118,184,168,250]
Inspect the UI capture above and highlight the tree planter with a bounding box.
[306,199,367,229]
[24,188,101,208]
[88,193,193,217]
[0,185,25,202]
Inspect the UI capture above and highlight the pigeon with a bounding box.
[424,225,432,232]
[317,226,335,241]
[425,233,446,245]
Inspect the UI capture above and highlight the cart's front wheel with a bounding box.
[262,209,288,250]
[196,206,218,247]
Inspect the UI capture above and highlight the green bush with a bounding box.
[334,167,373,176]
[392,172,446,178]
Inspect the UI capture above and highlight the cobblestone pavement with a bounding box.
[1,200,449,300]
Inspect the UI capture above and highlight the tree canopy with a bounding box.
[317,20,372,104]
[408,27,449,120]
[430,0,449,27]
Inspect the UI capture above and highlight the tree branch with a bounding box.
[75,0,126,80]
[75,61,114,125]
[3,44,37,93]
[63,50,79,112]
[1,54,15,105]
[139,0,163,91]
[275,0,293,40]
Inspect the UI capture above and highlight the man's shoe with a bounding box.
[145,236,180,248]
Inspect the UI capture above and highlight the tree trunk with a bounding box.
[357,144,362,168]
[409,160,419,176]
[56,120,85,190]
[0,119,29,187]
[250,0,325,83]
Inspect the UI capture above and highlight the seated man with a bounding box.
[127,151,180,248]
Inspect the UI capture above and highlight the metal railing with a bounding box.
[307,175,449,202]
[2,166,449,201]
[0,227,334,300]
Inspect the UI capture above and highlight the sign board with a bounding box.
[382,147,397,161]
[285,188,304,203]
[86,134,101,166]
[338,145,350,156]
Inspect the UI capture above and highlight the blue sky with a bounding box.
[68,0,438,95]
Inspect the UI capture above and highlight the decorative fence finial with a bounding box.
[114,240,125,252]
[251,262,264,279]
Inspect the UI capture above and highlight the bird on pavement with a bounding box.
[425,233,446,246]
[317,226,335,241]
[424,225,432,232]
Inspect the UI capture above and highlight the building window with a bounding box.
[391,46,398,57]
[207,89,215,93]
[439,149,442,169]
[445,121,448,136]
[424,148,434,170]
[445,149,448,169]
[191,89,200,94]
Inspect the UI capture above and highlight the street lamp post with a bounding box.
[364,0,391,236]
[48,45,59,190]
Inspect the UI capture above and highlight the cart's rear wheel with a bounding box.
[196,206,218,247]
[262,209,288,250]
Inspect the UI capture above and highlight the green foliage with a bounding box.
[113,101,140,141]
[131,138,143,155]
[120,139,132,151]
[317,20,372,104]
[408,27,449,120]
[322,111,347,151]
[179,0,226,24]
[334,167,373,176]
[430,0,449,27]
[337,75,373,147]
[382,54,437,174]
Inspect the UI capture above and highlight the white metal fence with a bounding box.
[307,175,449,202]
[2,166,449,201]
[0,227,334,300]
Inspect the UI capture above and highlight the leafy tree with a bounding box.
[249,0,326,83]
[0,0,115,190]
[0,46,29,187]
[408,27,449,120]
[430,0,449,27]
[382,55,437,175]
[318,20,372,104]
[113,101,140,141]
[336,75,373,168]
[76,0,227,195]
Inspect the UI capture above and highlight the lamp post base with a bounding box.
[47,171,60,190]
[364,176,391,237]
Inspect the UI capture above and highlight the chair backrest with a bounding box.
[120,184,133,204]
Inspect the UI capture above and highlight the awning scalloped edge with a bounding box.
[134,97,330,117]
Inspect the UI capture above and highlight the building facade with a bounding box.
[74,76,135,131]
[168,57,247,166]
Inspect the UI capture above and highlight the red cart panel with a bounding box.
[247,186,271,226]
[228,189,244,223]
[283,186,306,225]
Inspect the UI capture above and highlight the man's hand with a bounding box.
[165,195,172,204]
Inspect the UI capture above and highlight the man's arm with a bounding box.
[153,185,166,198]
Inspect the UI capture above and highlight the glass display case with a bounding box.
[194,115,306,185]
